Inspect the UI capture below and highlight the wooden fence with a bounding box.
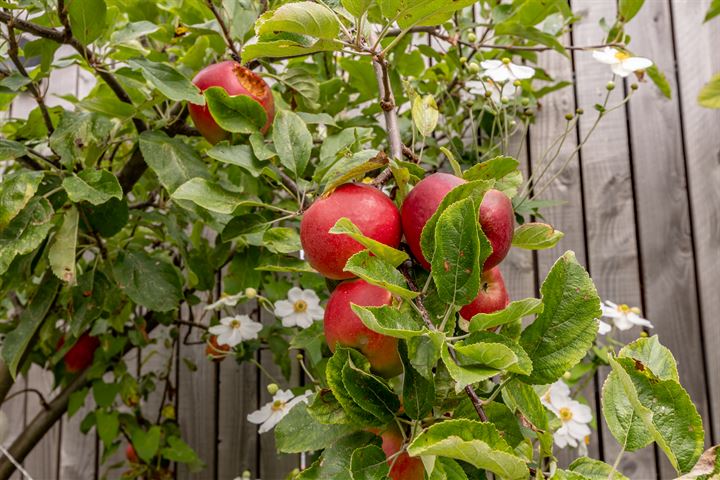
[1,0,719,479]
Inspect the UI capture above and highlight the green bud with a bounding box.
[520,97,530,106]
[564,113,574,121]
[631,83,639,90]
[267,383,279,395]
[606,81,616,91]
[500,96,510,104]
[563,371,572,380]
[513,80,521,87]
[242,471,252,479]
[459,56,467,64]
[245,287,257,299]
[576,108,584,115]
[468,62,480,74]
[509,120,517,128]
[296,353,304,361]
[484,90,493,98]
[467,32,477,42]
[502,57,511,65]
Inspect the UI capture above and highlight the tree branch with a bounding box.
[371,52,402,161]
[204,0,242,62]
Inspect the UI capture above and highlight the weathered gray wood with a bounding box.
[624,1,711,476]
[527,34,600,465]
[1,378,27,480]
[24,366,59,480]
[670,0,720,445]
[217,301,259,479]
[571,1,658,476]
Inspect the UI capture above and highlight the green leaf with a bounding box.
[0,197,54,275]
[607,355,704,474]
[420,180,493,268]
[207,143,265,177]
[131,426,162,463]
[274,67,320,104]
[412,94,439,137]
[62,169,122,205]
[441,342,500,391]
[399,341,434,420]
[352,304,426,339]
[171,178,264,215]
[92,380,120,407]
[298,431,379,479]
[647,65,672,99]
[326,347,385,426]
[502,378,549,432]
[83,197,128,238]
[67,0,107,45]
[342,356,400,423]
[408,331,444,379]
[162,436,204,471]
[698,73,720,109]
[256,2,340,39]
[49,111,113,167]
[0,170,43,229]
[96,410,119,447]
[241,38,343,64]
[307,390,352,425]
[601,371,652,451]
[618,0,645,22]
[519,251,601,385]
[127,58,204,104]
[512,223,564,250]
[469,298,543,332]
[321,156,387,195]
[204,86,267,134]
[342,0,372,17]
[349,445,390,480]
[272,109,312,176]
[705,0,720,22]
[453,339,518,371]
[619,335,679,382]
[263,227,301,254]
[275,401,357,453]
[138,131,209,192]
[0,139,29,161]
[494,22,567,55]
[463,156,519,182]
[568,457,628,480]
[49,206,79,284]
[464,332,533,376]
[431,197,489,306]
[1,275,60,378]
[113,249,183,312]
[388,0,478,29]
[343,251,418,299]
[330,217,408,267]
[429,457,470,480]
[407,419,529,480]
[677,445,720,478]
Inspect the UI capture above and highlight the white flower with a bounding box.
[466,79,517,103]
[597,319,612,335]
[208,315,263,347]
[541,380,572,411]
[601,300,652,331]
[480,59,535,83]
[592,47,653,77]
[247,389,312,434]
[205,292,244,311]
[548,396,593,449]
[273,287,324,329]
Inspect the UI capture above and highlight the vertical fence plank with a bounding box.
[24,366,59,480]
[570,1,659,476]
[1,379,27,480]
[527,35,601,465]
[217,301,259,480]
[670,0,720,446]
[624,1,711,476]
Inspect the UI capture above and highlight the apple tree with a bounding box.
[0,0,714,479]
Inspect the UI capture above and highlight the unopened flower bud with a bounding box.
[267,383,279,395]
[513,80,521,87]
[459,56,467,64]
[563,371,572,380]
[467,32,477,42]
[242,471,252,479]
[500,96,510,104]
[502,57,511,65]
[484,90,493,98]
[245,287,257,299]
[606,81,616,91]
[631,83,639,90]
[296,353,304,361]
[509,120,517,128]
[576,108,584,115]
[564,113,574,121]
[520,97,530,106]
[468,62,480,74]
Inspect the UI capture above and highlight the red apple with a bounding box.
[324,279,402,377]
[60,333,100,373]
[379,427,425,480]
[126,444,139,463]
[401,173,514,271]
[459,267,510,320]
[189,61,275,143]
[300,184,402,280]
[205,335,230,362]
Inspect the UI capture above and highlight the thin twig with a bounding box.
[204,0,242,62]
[4,388,50,410]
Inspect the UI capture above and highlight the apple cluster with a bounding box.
[300,176,513,479]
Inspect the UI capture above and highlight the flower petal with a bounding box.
[301,289,320,304]
[480,60,502,70]
[208,325,228,336]
[307,304,325,320]
[287,287,304,303]
[592,47,620,65]
[622,57,653,71]
[485,67,512,83]
[611,63,634,77]
[247,404,272,424]
[274,300,294,318]
[509,63,535,80]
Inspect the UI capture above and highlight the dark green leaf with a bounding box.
[399,341,434,420]
[62,169,122,205]
[469,298,543,332]
[0,170,43,228]
[96,410,119,447]
[139,131,209,192]
[343,250,418,299]
[330,217,408,267]
[618,0,645,22]
[113,249,183,312]
[275,401,357,453]
[131,426,162,463]
[204,86,267,134]
[272,109,312,176]
[48,206,79,284]
[128,58,204,104]
[0,197,54,275]
[67,0,107,44]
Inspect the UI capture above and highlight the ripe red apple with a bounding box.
[60,333,100,373]
[378,427,424,480]
[126,444,139,463]
[189,61,275,143]
[401,173,514,271]
[324,279,402,377]
[300,184,402,280]
[205,335,230,362]
[459,267,510,320]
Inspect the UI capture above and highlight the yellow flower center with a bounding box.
[230,319,242,329]
[614,51,631,61]
[294,300,308,313]
[559,407,573,422]
[272,400,285,411]
[618,304,641,315]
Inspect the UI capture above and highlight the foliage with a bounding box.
[0,0,711,479]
